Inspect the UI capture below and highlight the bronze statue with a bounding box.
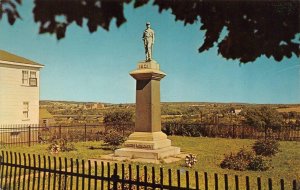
[142,22,155,61]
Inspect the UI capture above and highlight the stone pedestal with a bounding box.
[114,60,180,159]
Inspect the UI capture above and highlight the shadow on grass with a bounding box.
[89,144,116,151]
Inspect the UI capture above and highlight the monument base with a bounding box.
[115,131,180,159]
[125,131,171,149]
[114,146,180,159]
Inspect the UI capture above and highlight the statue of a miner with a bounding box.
[142,22,155,61]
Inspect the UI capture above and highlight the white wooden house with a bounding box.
[0,50,44,126]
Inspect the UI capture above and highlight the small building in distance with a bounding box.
[0,50,44,126]
[234,109,242,115]
[93,103,105,109]
[83,103,105,110]
[39,108,55,127]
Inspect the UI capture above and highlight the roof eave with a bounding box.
[0,60,44,68]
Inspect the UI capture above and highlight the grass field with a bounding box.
[1,136,299,189]
[276,106,300,113]
[169,136,300,179]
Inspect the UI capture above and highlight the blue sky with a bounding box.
[0,1,299,104]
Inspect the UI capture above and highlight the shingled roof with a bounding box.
[0,50,43,66]
[39,109,54,119]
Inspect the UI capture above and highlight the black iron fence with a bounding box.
[0,122,300,147]
[162,122,300,141]
[0,123,134,146]
[0,151,298,190]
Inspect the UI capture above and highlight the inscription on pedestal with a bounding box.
[138,63,150,69]
[125,143,154,150]
[137,62,159,70]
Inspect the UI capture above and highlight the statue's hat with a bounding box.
[146,22,150,25]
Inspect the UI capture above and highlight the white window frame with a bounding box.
[30,71,36,78]
[22,70,38,86]
[23,102,29,120]
[22,70,28,85]
[29,71,37,86]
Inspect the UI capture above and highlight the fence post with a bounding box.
[257,177,261,190]
[151,167,155,189]
[28,125,31,147]
[112,163,119,190]
[235,175,239,190]
[177,169,181,189]
[144,166,148,190]
[160,167,164,189]
[0,155,3,186]
[246,176,250,190]
[204,172,208,190]
[224,174,228,190]
[214,173,218,190]
[186,170,189,189]
[195,171,199,190]
[136,165,140,190]
[268,178,272,190]
[280,179,284,190]
[293,180,297,190]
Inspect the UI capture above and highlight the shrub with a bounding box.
[103,110,133,124]
[103,110,134,136]
[162,121,204,137]
[221,149,254,171]
[247,155,270,171]
[221,149,270,171]
[241,106,284,131]
[103,130,126,150]
[252,139,280,156]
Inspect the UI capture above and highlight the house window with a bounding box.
[23,102,29,119]
[30,71,36,78]
[29,71,37,86]
[22,70,28,85]
[22,70,38,86]
[43,119,48,126]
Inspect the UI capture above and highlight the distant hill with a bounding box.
[40,100,112,105]
[40,100,300,111]
[39,100,300,126]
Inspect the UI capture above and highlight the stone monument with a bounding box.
[114,22,180,160]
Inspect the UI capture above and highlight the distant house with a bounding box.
[83,103,104,110]
[234,109,242,115]
[0,50,44,126]
[83,104,92,110]
[39,109,55,126]
[93,103,105,109]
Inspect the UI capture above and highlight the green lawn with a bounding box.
[169,136,300,179]
[1,137,299,189]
